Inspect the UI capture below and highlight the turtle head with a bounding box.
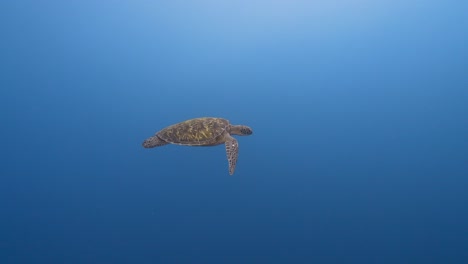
[230,125,253,136]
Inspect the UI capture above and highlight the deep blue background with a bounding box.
[1,1,467,263]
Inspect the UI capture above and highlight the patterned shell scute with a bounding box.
[157,117,229,146]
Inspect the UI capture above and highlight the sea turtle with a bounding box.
[142,117,253,175]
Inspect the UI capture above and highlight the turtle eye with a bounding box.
[241,128,252,135]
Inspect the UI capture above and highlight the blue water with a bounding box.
[1,1,467,263]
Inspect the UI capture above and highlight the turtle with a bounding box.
[142,117,253,175]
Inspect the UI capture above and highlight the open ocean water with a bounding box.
[1,1,467,263]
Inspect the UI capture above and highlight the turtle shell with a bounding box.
[157,117,230,146]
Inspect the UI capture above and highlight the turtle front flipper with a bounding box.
[224,135,239,175]
[142,135,169,148]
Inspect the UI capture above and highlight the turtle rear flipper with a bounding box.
[142,135,169,148]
